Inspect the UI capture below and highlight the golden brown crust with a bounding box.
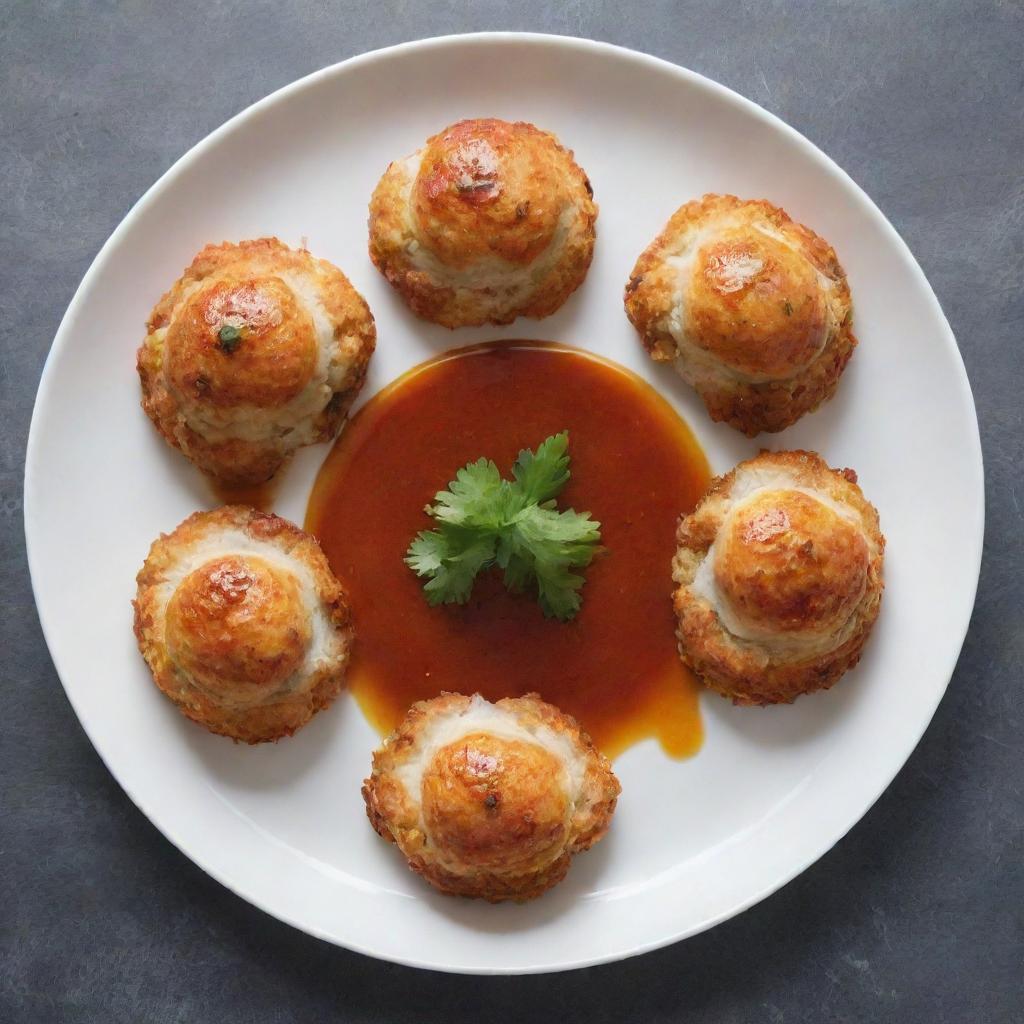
[165,554,311,698]
[714,490,869,634]
[133,505,353,743]
[624,195,855,435]
[422,733,570,876]
[368,119,597,328]
[672,451,884,705]
[138,238,375,485]
[362,692,620,902]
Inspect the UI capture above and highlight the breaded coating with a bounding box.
[133,505,352,742]
[369,118,597,327]
[673,450,884,704]
[138,238,375,485]
[625,195,855,435]
[363,693,619,901]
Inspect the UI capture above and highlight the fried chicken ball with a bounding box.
[368,118,597,327]
[625,195,855,435]
[133,505,352,742]
[363,693,620,901]
[673,450,884,704]
[138,238,375,485]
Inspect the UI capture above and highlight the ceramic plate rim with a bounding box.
[24,32,984,974]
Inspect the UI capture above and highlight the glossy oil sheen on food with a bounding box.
[306,341,711,758]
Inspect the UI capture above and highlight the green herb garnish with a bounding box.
[783,300,794,316]
[217,324,243,353]
[405,431,602,621]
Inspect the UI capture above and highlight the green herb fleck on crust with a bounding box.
[217,324,243,353]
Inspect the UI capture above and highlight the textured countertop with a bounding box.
[3,3,1021,1021]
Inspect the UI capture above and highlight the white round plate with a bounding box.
[25,34,983,974]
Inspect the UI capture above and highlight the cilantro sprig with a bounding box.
[405,432,602,621]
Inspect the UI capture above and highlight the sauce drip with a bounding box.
[306,342,711,759]
[209,477,278,513]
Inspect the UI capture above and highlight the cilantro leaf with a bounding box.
[511,430,570,505]
[406,524,497,606]
[428,457,505,526]
[536,561,587,621]
[507,504,601,621]
[404,432,602,619]
[515,503,601,558]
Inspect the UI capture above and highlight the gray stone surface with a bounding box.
[2,1,1021,1020]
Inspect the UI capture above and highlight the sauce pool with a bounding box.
[306,341,711,759]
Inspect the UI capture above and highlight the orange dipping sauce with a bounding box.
[306,341,711,759]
